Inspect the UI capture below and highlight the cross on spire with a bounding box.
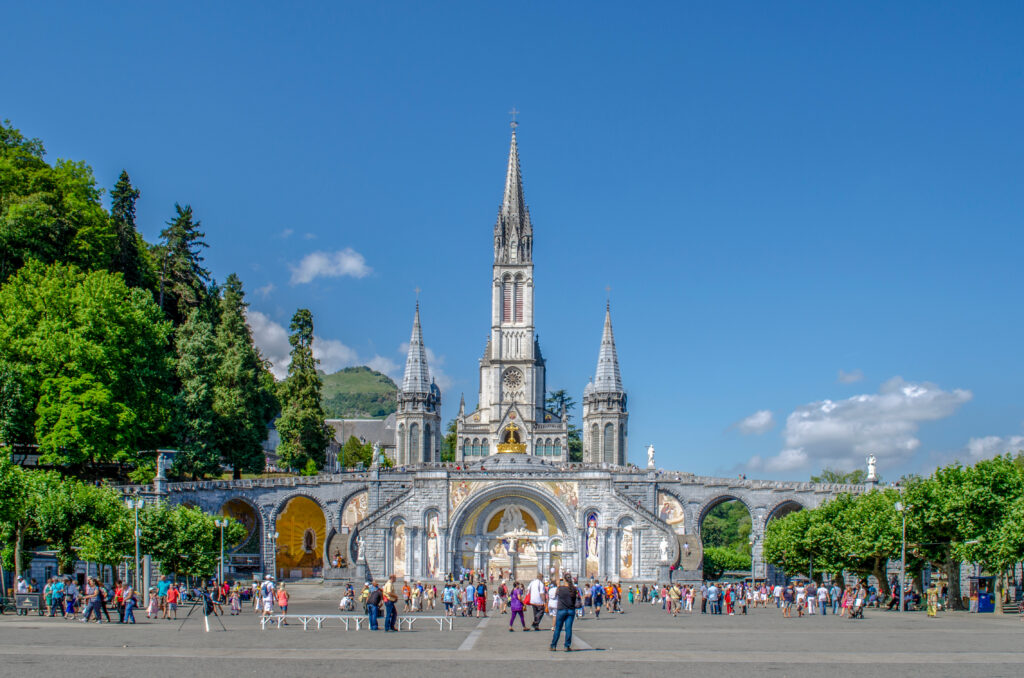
[509,107,519,129]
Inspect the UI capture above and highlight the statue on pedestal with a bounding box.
[866,454,877,481]
[659,538,669,562]
[647,444,656,469]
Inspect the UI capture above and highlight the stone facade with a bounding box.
[144,459,862,584]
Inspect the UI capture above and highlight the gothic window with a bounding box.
[424,424,432,463]
[409,423,420,464]
[502,278,512,323]
[398,425,405,465]
[502,367,524,401]
[514,277,524,322]
[604,423,615,463]
[482,440,489,455]
[590,424,599,461]
[553,438,561,457]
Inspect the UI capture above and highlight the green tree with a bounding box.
[145,503,246,578]
[339,435,373,468]
[702,546,751,580]
[108,170,148,289]
[276,308,331,471]
[172,307,222,479]
[0,262,174,474]
[441,418,457,462]
[0,457,48,581]
[212,275,278,478]
[0,121,115,281]
[33,478,125,573]
[546,389,582,462]
[810,468,871,484]
[154,203,209,324]
[701,500,752,551]
[763,508,814,578]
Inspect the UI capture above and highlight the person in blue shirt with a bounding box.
[590,581,604,618]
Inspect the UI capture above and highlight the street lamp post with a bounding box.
[214,519,229,585]
[125,495,144,594]
[895,501,909,613]
[749,536,756,583]
[269,531,279,580]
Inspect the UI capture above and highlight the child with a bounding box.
[230,587,241,615]
[166,583,180,620]
[276,583,289,624]
[147,588,159,619]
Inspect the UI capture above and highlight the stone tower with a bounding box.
[582,303,628,464]
[395,303,441,465]
[457,124,568,461]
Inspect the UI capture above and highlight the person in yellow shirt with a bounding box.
[382,575,399,631]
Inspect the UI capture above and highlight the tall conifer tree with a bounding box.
[155,203,209,325]
[212,274,278,479]
[109,170,146,289]
[172,307,221,479]
[276,308,330,472]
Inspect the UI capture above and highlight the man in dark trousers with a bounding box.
[366,581,383,630]
[526,573,546,631]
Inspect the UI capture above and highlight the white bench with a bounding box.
[259,614,454,631]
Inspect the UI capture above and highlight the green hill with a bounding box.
[319,366,398,419]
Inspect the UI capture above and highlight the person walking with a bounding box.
[527,573,547,631]
[122,583,137,624]
[508,582,526,631]
[550,574,579,652]
[382,574,399,632]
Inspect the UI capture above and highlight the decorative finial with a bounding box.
[605,285,611,310]
[509,107,519,130]
[415,286,421,308]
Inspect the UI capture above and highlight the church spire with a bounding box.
[593,302,623,393]
[494,124,533,264]
[401,302,432,393]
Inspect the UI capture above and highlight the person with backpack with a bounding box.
[590,580,604,618]
[475,581,488,618]
[442,584,456,616]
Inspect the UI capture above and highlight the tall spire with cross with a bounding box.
[401,301,432,394]
[494,117,532,264]
[593,302,623,393]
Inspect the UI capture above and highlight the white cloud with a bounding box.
[312,337,359,374]
[303,232,317,240]
[366,355,400,377]
[838,368,864,384]
[964,435,1024,462]
[289,248,371,285]
[746,377,972,475]
[246,310,291,379]
[247,310,360,379]
[280,228,294,239]
[735,410,775,435]
[255,283,275,298]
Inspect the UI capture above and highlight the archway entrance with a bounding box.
[765,500,804,585]
[451,488,574,582]
[275,496,326,579]
[699,497,753,580]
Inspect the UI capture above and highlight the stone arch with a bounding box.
[766,499,805,523]
[448,482,580,575]
[219,496,263,553]
[273,494,329,579]
[696,494,754,532]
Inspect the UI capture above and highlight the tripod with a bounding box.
[176,591,227,633]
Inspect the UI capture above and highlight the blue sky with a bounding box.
[5,1,1023,479]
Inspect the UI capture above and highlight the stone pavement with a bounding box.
[1,593,1022,678]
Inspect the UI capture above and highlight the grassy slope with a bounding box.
[319,366,398,419]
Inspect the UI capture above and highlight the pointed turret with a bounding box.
[401,302,431,394]
[494,126,533,264]
[593,303,623,393]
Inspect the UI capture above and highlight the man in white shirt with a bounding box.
[527,574,547,631]
[773,584,783,608]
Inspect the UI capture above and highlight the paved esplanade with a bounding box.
[1,589,1020,678]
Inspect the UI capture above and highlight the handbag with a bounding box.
[523,590,532,606]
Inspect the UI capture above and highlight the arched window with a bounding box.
[423,424,432,463]
[502,276,512,323]
[398,425,405,464]
[553,438,561,457]
[514,276,524,322]
[482,440,490,455]
[409,423,420,464]
[604,423,614,463]
[590,424,599,461]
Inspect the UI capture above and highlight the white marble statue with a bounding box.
[659,537,669,562]
[356,536,366,562]
[867,454,877,481]
[371,442,381,468]
[647,444,656,469]
[497,505,527,534]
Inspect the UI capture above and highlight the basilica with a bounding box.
[156,127,865,585]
